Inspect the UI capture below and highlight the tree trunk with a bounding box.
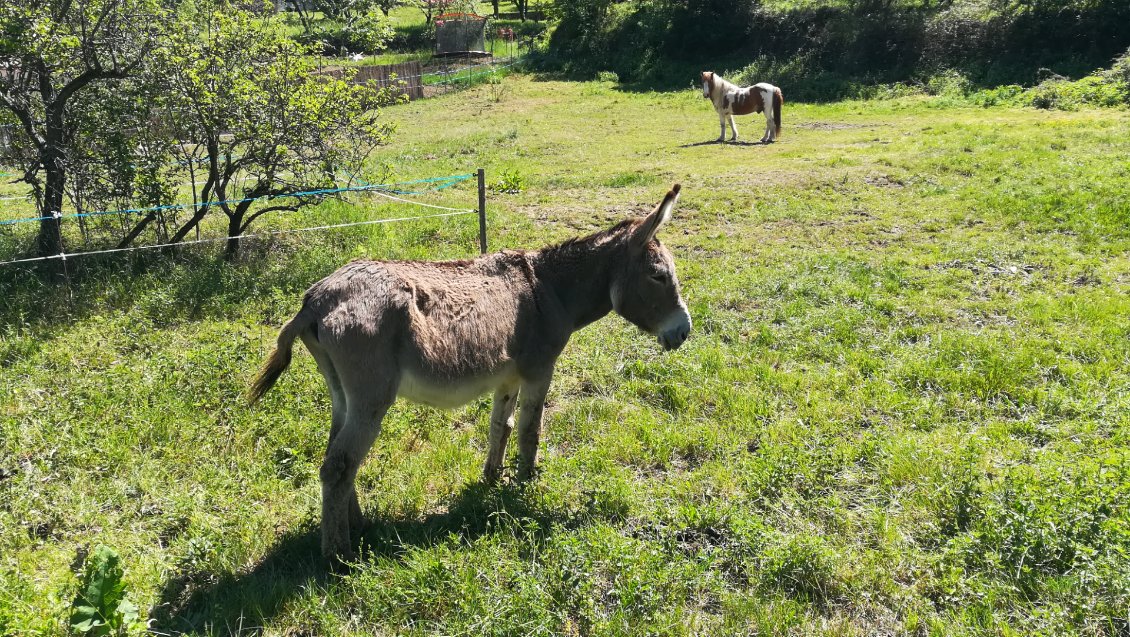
[117,212,157,248]
[36,101,70,258]
[169,206,209,243]
[36,153,66,258]
[224,210,243,261]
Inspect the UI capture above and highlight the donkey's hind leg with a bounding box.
[320,385,394,562]
[717,111,727,142]
[305,336,364,531]
[728,114,739,142]
[484,383,520,482]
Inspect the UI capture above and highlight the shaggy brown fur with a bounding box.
[250,185,693,561]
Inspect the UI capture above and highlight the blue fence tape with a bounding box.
[0,173,474,227]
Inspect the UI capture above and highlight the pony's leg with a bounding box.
[515,376,553,481]
[717,111,727,142]
[728,114,739,142]
[483,383,520,482]
[761,89,775,142]
[320,386,393,562]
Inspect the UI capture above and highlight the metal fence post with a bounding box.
[477,168,487,254]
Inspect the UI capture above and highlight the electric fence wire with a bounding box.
[0,172,480,266]
[0,209,476,266]
[0,173,473,226]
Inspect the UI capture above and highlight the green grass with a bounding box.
[2,78,1130,635]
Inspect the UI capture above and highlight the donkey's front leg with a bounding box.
[483,383,519,482]
[515,377,552,481]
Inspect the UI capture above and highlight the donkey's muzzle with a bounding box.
[657,311,692,351]
[659,326,690,351]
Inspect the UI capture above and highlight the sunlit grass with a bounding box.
[2,77,1129,635]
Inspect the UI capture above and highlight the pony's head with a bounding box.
[700,71,714,99]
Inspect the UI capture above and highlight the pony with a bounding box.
[249,185,693,561]
[701,71,783,143]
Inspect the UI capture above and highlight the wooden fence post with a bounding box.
[477,168,487,254]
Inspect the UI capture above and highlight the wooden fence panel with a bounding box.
[340,62,425,101]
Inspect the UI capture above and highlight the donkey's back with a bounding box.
[253,253,544,408]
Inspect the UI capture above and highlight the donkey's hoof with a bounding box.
[324,548,358,572]
[482,464,503,484]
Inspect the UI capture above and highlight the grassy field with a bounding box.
[2,77,1129,635]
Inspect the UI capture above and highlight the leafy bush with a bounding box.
[1024,72,1128,110]
[1106,48,1130,87]
[926,69,973,97]
[295,11,393,56]
[539,0,1130,96]
[492,169,525,194]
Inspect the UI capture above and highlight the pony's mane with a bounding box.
[704,72,738,91]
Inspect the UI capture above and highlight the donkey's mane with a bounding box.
[538,218,641,260]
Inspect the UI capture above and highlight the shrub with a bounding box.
[1107,48,1130,85]
[492,169,525,194]
[541,0,1130,95]
[926,69,972,97]
[1025,73,1128,110]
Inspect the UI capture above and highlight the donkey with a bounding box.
[701,71,783,144]
[248,185,692,561]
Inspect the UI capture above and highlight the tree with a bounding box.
[312,0,395,54]
[415,0,456,24]
[0,0,164,258]
[139,1,395,260]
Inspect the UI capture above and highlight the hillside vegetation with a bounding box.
[541,0,1130,97]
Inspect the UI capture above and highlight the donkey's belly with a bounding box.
[398,364,519,409]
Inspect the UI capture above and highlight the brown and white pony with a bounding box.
[249,185,692,561]
[701,71,783,143]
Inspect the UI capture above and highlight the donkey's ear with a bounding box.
[635,184,681,245]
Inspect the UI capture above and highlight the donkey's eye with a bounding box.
[650,272,669,283]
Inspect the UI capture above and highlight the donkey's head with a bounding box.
[610,185,692,351]
[701,71,715,99]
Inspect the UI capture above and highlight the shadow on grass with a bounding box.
[151,480,575,633]
[678,139,772,148]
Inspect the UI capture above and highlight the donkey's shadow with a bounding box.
[678,139,772,148]
[150,480,569,632]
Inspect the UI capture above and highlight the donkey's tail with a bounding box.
[248,308,313,405]
[773,88,783,138]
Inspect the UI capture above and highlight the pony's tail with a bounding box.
[248,308,313,405]
[773,88,783,138]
